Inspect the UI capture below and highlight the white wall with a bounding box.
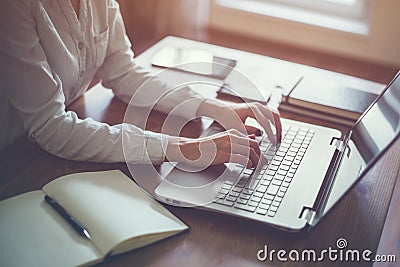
[209,0,400,67]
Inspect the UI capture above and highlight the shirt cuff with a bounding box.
[141,131,169,164]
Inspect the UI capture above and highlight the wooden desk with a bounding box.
[1,38,399,267]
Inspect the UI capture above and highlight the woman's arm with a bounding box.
[96,0,205,120]
[0,0,167,164]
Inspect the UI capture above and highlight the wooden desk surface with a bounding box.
[1,40,399,267]
[1,85,399,267]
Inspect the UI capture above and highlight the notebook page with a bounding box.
[42,170,188,255]
[0,191,102,267]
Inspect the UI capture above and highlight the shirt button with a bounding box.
[78,42,84,49]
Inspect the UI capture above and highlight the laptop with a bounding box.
[155,71,400,231]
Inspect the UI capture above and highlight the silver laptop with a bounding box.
[155,71,400,231]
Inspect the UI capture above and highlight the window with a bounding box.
[214,0,372,35]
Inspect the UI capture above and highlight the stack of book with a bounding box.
[279,74,384,126]
[217,70,385,126]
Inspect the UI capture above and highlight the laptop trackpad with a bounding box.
[156,163,242,206]
[164,163,227,187]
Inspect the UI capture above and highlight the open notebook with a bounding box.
[0,170,188,267]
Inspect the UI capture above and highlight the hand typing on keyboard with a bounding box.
[197,100,282,144]
[167,99,282,169]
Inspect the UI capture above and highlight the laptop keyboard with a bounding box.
[213,125,315,217]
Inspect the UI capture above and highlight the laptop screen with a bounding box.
[318,72,400,222]
[351,72,400,164]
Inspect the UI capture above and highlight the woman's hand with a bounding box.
[197,99,282,144]
[166,129,261,168]
[165,98,281,168]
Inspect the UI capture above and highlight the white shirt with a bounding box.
[0,0,204,163]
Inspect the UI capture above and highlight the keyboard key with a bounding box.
[260,180,270,186]
[256,208,268,215]
[277,169,288,176]
[259,203,270,210]
[266,170,276,176]
[253,191,264,198]
[282,181,290,188]
[232,186,243,193]
[248,200,259,207]
[214,198,234,207]
[268,210,276,217]
[270,205,278,212]
[256,185,268,193]
[234,203,256,212]
[243,188,254,195]
[229,191,239,197]
[279,147,289,153]
[237,198,248,205]
[221,184,233,190]
[219,189,229,195]
[274,174,285,181]
[264,194,274,200]
[250,195,262,202]
[261,198,272,205]
[225,179,236,186]
[272,201,280,207]
[276,151,286,157]
[265,174,274,181]
[226,195,238,202]
[269,165,279,171]
[272,179,282,186]
[277,191,285,198]
[246,181,259,190]
[235,182,245,188]
[243,168,254,175]
[239,193,251,200]
[279,165,290,171]
[270,160,281,166]
[266,184,279,195]
[285,155,294,161]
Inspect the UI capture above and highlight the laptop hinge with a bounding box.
[330,137,345,152]
[330,137,351,157]
[299,207,317,226]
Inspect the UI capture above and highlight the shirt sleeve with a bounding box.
[96,0,205,119]
[0,0,167,164]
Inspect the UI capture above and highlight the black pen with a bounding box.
[44,195,92,240]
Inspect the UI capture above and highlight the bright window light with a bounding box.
[215,0,372,35]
